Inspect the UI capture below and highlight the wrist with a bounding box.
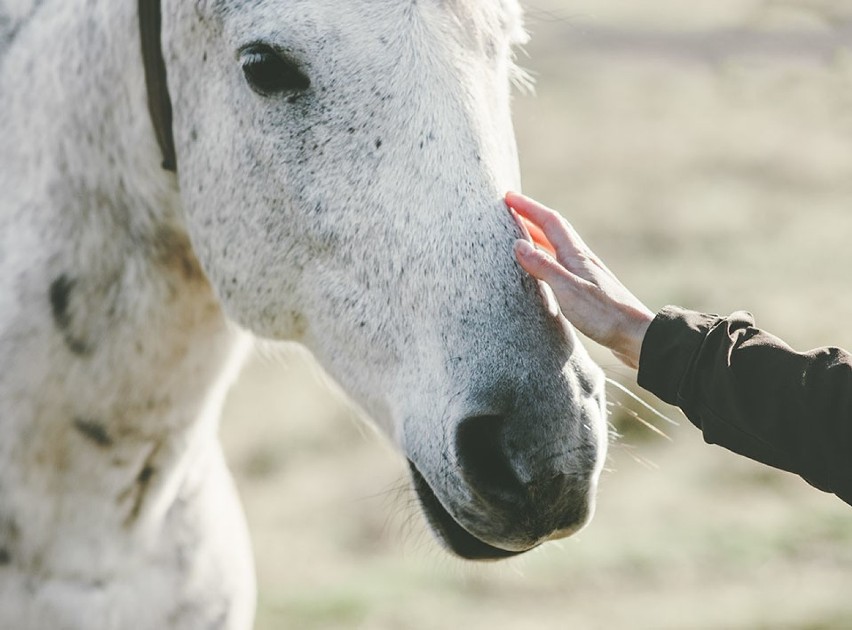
[616,308,654,369]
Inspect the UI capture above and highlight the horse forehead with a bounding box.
[205,0,522,34]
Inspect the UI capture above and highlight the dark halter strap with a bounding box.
[139,0,177,172]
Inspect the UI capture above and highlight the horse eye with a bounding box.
[240,45,310,97]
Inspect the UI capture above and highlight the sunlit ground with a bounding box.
[221,2,852,628]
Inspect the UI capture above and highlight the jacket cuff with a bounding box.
[637,306,721,406]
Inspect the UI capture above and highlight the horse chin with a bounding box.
[408,461,531,561]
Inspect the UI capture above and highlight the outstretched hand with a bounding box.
[506,192,654,369]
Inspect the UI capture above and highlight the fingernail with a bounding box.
[505,191,522,207]
[514,239,534,257]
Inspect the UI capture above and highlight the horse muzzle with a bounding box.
[408,405,603,561]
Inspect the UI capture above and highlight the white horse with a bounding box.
[0,0,608,628]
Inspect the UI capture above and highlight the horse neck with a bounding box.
[0,0,245,500]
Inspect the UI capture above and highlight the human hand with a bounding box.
[506,192,654,369]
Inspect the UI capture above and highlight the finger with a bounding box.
[505,192,585,249]
[505,192,588,261]
[514,239,602,324]
[509,199,597,284]
[513,239,580,290]
[509,207,557,257]
[508,207,532,241]
[506,191,619,278]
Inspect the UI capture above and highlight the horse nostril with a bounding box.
[455,414,524,504]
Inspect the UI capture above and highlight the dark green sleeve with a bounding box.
[637,306,852,507]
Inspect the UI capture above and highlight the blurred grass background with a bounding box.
[220,2,852,628]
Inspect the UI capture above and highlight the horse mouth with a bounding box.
[408,461,528,561]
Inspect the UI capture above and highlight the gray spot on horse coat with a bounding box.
[48,275,92,356]
[73,418,113,447]
[0,517,19,566]
[0,12,10,52]
[48,275,74,328]
[138,465,155,485]
[123,463,157,526]
[0,0,47,60]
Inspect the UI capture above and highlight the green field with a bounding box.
[221,2,852,628]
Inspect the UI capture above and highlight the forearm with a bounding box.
[638,306,852,506]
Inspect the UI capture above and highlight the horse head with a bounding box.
[163,0,607,559]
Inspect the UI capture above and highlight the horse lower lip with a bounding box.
[408,461,531,561]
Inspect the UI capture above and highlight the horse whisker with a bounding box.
[605,377,679,426]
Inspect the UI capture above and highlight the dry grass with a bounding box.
[220,2,852,628]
